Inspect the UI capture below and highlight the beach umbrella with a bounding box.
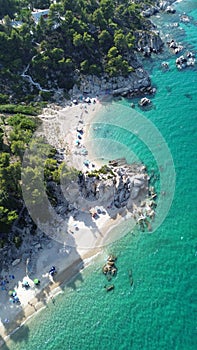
[83,160,89,167]
[85,97,91,103]
[34,278,40,285]
[22,281,29,288]
[49,266,56,275]
[50,266,55,271]
[8,290,14,296]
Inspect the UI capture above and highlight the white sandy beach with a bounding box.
[0,99,124,345]
[0,97,150,346]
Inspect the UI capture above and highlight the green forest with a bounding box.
[0,0,157,246]
[0,0,155,102]
[0,106,78,246]
[0,107,39,243]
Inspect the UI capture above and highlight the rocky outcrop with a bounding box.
[142,7,159,18]
[102,255,117,276]
[161,62,169,70]
[0,157,156,272]
[68,1,177,100]
[165,6,176,14]
[135,31,164,56]
[159,1,176,11]
[78,159,149,210]
[69,66,153,99]
[78,158,157,230]
[138,97,151,107]
[180,14,190,23]
[141,0,176,17]
[167,39,183,54]
[176,52,195,70]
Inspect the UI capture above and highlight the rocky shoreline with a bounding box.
[0,148,157,347]
[0,156,156,274]
[1,0,177,273]
[68,1,179,100]
[142,0,177,18]
[0,0,181,274]
[0,151,156,342]
[70,67,153,99]
[78,158,153,212]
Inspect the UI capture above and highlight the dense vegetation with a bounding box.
[0,0,154,102]
[0,105,80,247]
[0,110,37,240]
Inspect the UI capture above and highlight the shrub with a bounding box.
[13,235,22,248]
[0,104,40,115]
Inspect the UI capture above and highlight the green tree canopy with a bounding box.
[0,127,3,149]
[98,30,112,52]
[0,0,18,20]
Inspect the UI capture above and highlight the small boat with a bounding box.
[128,270,133,286]
[105,284,114,292]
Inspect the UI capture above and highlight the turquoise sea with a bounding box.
[2,1,197,349]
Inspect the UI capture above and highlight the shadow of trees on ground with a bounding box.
[0,334,10,350]
[0,231,85,348]
[1,307,30,348]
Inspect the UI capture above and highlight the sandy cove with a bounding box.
[0,99,117,344]
[0,98,152,346]
[0,99,104,345]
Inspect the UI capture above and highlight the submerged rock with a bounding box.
[138,97,151,107]
[104,284,114,292]
[180,14,190,23]
[165,6,176,14]
[161,62,169,70]
[176,53,195,70]
[167,39,183,54]
[102,255,117,276]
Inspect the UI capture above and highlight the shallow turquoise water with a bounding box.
[3,1,197,349]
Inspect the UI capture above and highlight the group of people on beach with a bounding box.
[0,274,15,291]
[0,266,57,323]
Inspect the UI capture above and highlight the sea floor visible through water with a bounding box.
[2,1,197,349]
